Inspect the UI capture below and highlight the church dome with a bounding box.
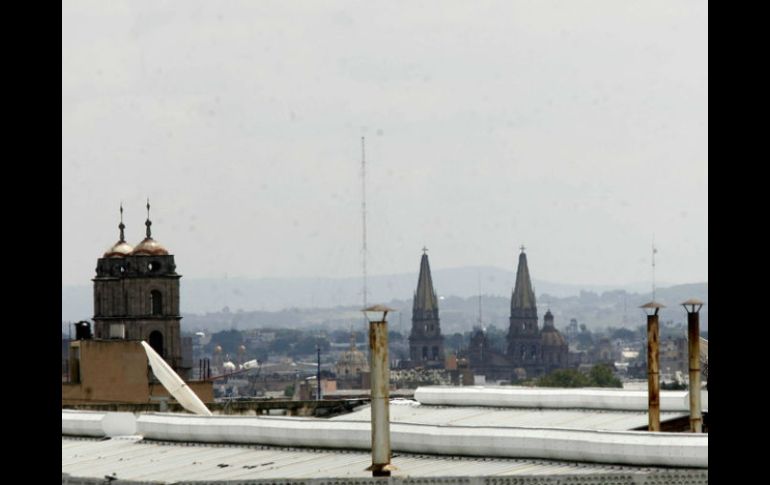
[132,200,169,255]
[338,348,367,368]
[132,237,169,256]
[104,205,133,257]
[104,240,134,258]
[541,327,567,347]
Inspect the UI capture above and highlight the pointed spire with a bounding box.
[413,249,438,314]
[511,246,537,313]
[118,203,126,242]
[145,198,152,239]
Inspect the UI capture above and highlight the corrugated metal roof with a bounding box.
[333,400,687,431]
[62,436,695,483]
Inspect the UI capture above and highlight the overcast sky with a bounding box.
[62,0,708,290]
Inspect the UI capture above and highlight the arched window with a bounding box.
[530,345,537,359]
[422,346,428,360]
[432,346,439,360]
[151,290,162,315]
[149,330,164,357]
[520,346,526,361]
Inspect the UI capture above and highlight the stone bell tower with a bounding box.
[92,201,187,378]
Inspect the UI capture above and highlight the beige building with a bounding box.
[63,339,213,405]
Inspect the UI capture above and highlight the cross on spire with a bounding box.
[422,246,429,254]
[145,198,152,239]
[118,203,126,242]
[520,244,526,253]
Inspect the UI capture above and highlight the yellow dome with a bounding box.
[104,240,134,258]
[541,328,567,347]
[132,237,169,256]
[337,348,368,368]
[214,345,223,354]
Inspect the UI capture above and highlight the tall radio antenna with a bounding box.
[477,271,483,326]
[361,136,368,328]
[652,236,658,302]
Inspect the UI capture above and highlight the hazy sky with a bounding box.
[62,1,708,289]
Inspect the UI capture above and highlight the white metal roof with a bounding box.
[333,400,687,431]
[62,436,706,484]
[414,386,708,412]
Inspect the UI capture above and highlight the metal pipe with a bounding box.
[647,312,660,431]
[687,311,702,433]
[368,317,392,476]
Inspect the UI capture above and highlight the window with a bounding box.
[149,330,164,357]
[151,290,163,315]
[422,346,428,360]
[432,346,439,360]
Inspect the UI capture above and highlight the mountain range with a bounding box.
[62,266,707,335]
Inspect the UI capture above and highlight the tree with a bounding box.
[588,364,622,388]
[536,369,591,388]
[283,384,295,398]
[536,364,622,388]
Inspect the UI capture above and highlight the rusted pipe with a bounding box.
[368,317,393,477]
[687,311,702,433]
[647,312,660,431]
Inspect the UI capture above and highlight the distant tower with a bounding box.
[92,201,188,378]
[506,246,541,373]
[408,248,445,368]
[540,309,569,373]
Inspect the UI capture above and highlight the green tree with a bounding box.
[588,364,622,388]
[536,369,591,388]
[283,384,295,398]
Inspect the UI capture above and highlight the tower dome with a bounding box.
[131,200,169,256]
[336,333,369,377]
[103,204,134,257]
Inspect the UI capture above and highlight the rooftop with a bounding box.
[62,436,707,484]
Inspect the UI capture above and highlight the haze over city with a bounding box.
[63,1,707,296]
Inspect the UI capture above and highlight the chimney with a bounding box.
[641,301,664,431]
[681,299,705,433]
[363,305,396,477]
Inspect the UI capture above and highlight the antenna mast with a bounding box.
[652,236,657,302]
[477,271,482,326]
[361,136,368,334]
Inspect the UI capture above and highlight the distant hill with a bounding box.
[176,282,707,336]
[62,268,706,335]
[61,266,653,321]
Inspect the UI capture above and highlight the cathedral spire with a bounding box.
[413,248,438,316]
[145,198,152,239]
[511,247,537,315]
[118,203,126,242]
